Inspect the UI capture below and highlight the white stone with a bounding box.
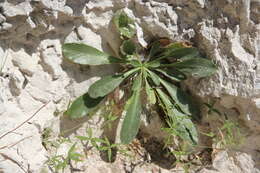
[11,50,38,76]
[200,151,258,173]
[84,10,114,31]
[1,22,13,30]
[136,23,148,48]
[196,0,205,8]
[0,14,6,23]
[39,39,64,79]
[253,98,260,109]
[77,26,103,50]
[8,68,25,96]
[86,0,113,11]
[1,2,31,17]
[39,0,66,11]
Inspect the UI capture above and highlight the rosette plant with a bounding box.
[62,10,217,145]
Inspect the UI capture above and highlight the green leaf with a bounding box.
[120,40,136,55]
[156,89,198,144]
[162,58,217,77]
[145,60,161,68]
[76,136,90,141]
[62,43,119,65]
[155,69,186,82]
[88,68,138,98]
[145,79,156,104]
[148,41,163,58]
[120,91,142,144]
[65,93,104,119]
[149,43,199,63]
[147,70,160,86]
[129,60,141,67]
[68,143,77,156]
[159,79,199,117]
[163,44,200,60]
[113,11,136,38]
[132,73,142,91]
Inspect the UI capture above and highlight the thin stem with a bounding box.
[0,41,11,74]
[0,101,50,140]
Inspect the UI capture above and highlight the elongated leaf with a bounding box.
[148,43,199,63]
[88,68,138,98]
[145,60,161,68]
[147,70,160,86]
[113,11,136,38]
[156,69,186,82]
[148,39,174,59]
[156,89,198,144]
[65,93,104,119]
[62,43,120,65]
[145,79,156,104]
[120,91,142,144]
[88,75,125,98]
[164,46,199,60]
[132,73,142,91]
[162,58,217,77]
[159,79,199,117]
[148,41,163,58]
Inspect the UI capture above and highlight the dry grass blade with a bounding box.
[0,101,50,140]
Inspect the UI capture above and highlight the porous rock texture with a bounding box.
[0,0,259,172]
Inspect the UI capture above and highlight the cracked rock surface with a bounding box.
[0,0,259,172]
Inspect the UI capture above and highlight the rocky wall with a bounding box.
[0,0,259,172]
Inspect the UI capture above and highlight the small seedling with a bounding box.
[203,103,243,149]
[217,118,243,149]
[102,112,118,130]
[42,128,53,149]
[100,100,119,130]
[47,143,83,172]
[76,128,130,162]
[62,10,217,146]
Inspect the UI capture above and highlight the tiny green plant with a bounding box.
[47,143,83,172]
[102,112,118,130]
[203,103,243,149]
[62,10,217,145]
[217,118,243,149]
[100,100,119,130]
[76,128,130,162]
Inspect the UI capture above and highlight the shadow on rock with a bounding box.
[59,114,92,137]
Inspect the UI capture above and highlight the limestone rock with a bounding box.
[1,2,32,18]
[0,0,259,172]
[11,50,38,76]
[199,151,260,173]
[8,68,25,96]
